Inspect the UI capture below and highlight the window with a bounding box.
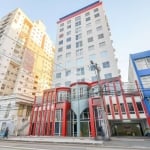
[59,40,63,45]
[75,27,81,33]
[66,61,72,68]
[66,70,71,76]
[56,73,61,79]
[76,34,82,40]
[136,102,144,113]
[86,17,91,21]
[67,20,71,24]
[59,28,64,32]
[135,57,150,70]
[56,63,63,70]
[67,31,71,36]
[18,104,24,117]
[57,55,62,61]
[76,58,84,66]
[107,105,111,114]
[99,42,106,47]
[91,76,97,82]
[85,12,90,16]
[77,67,85,75]
[66,37,71,42]
[102,61,110,68]
[66,44,71,49]
[88,37,93,42]
[95,19,101,24]
[113,104,118,114]
[67,25,71,29]
[141,75,150,88]
[104,73,112,79]
[88,45,94,51]
[98,33,104,39]
[86,23,91,28]
[76,41,82,48]
[120,103,126,114]
[76,49,83,56]
[60,23,64,27]
[75,16,81,21]
[94,8,99,12]
[4,103,11,118]
[128,103,135,114]
[95,13,100,18]
[66,52,71,58]
[65,81,71,87]
[58,47,63,52]
[87,29,92,35]
[59,34,64,38]
[96,26,102,31]
[55,83,61,87]
[89,54,96,61]
[75,21,81,26]
[100,51,108,57]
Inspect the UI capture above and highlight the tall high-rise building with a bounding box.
[53,1,120,87]
[0,8,55,135]
[0,8,55,96]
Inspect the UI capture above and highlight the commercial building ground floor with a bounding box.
[28,77,150,137]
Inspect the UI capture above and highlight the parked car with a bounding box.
[144,128,150,137]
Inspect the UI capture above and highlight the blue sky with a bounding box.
[1,0,150,81]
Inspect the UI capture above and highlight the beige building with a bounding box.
[0,8,55,135]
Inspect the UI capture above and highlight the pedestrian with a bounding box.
[3,127,9,139]
[98,125,105,139]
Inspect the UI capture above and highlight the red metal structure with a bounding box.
[29,77,149,137]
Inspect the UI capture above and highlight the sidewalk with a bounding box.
[5,136,104,145]
[2,136,149,144]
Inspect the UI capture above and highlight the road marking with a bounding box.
[0,146,48,150]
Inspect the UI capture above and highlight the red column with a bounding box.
[113,82,123,119]
[46,91,52,135]
[119,78,131,119]
[62,102,67,136]
[42,92,49,135]
[132,96,140,119]
[38,93,45,135]
[109,96,115,119]
[89,99,96,137]
[33,106,39,135]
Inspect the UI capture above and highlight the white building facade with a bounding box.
[0,8,55,135]
[53,1,120,87]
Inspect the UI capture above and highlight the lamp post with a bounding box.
[75,74,80,137]
[90,60,110,140]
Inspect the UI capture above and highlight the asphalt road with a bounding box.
[0,140,150,150]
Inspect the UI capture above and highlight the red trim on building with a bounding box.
[113,82,123,119]
[116,96,123,119]
[89,98,96,137]
[109,96,115,119]
[131,96,140,119]
[119,78,131,119]
[57,2,102,24]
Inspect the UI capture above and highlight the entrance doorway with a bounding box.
[111,123,143,136]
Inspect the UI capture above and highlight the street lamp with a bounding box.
[90,60,110,140]
[76,74,80,137]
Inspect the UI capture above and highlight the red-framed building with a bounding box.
[29,77,150,137]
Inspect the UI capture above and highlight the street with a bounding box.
[0,140,150,150]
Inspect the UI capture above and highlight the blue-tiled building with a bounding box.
[129,50,150,126]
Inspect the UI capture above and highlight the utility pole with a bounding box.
[90,60,110,140]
